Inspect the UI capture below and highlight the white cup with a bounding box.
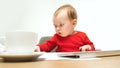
[5,31,38,53]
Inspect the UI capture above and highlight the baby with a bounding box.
[35,4,95,52]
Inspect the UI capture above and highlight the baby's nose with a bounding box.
[56,27,60,31]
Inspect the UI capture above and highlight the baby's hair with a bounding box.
[53,4,77,21]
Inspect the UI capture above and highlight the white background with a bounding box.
[0,0,120,50]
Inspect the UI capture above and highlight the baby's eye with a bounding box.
[54,25,57,28]
[53,24,57,28]
[59,24,64,27]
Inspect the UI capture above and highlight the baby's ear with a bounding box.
[72,19,77,26]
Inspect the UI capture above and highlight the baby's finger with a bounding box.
[79,47,86,51]
[34,46,40,52]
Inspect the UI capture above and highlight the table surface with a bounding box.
[0,52,120,68]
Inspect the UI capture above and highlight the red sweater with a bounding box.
[37,31,95,52]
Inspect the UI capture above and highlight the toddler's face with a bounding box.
[53,11,75,37]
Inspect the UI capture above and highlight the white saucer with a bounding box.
[0,52,45,62]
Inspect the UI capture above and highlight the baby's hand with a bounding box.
[79,45,92,51]
[34,46,40,52]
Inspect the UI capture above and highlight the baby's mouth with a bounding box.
[57,32,61,35]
